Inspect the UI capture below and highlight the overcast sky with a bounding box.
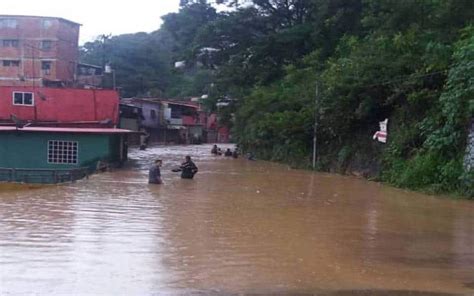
[3,0,181,44]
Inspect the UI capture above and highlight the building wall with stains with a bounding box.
[0,86,119,126]
[0,15,80,86]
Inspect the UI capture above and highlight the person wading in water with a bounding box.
[178,156,198,179]
[148,159,163,184]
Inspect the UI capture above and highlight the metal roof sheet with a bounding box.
[0,127,132,134]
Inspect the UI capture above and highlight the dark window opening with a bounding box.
[77,65,103,76]
[13,92,34,106]
[0,19,18,29]
[3,60,20,67]
[170,107,182,119]
[41,40,52,51]
[2,39,19,47]
[42,20,53,29]
[41,61,52,75]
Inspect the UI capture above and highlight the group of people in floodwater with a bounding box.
[148,145,250,185]
[148,155,198,185]
[211,145,239,158]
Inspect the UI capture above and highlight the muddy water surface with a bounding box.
[0,145,473,295]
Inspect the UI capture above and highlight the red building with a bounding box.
[0,86,119,127]
[205,113,230,143]
[0,15,80,87]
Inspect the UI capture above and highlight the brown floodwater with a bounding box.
[0,144,473,295]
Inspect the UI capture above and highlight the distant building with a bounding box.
[124,98,205,144]
[0,15,103,88]
[126,98,164,143]
[0,15,81,87]
[119,103,143,145]
[206,113,230,143]
[119,103,143,132]
[76,63,103,88]
[162,100,202,144]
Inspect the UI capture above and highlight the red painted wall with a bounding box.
[218,126,230,143]
[207,113,218,129]
[182,115,197,126]
[0,86,119,125]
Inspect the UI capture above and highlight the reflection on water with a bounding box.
[0,144,473,295]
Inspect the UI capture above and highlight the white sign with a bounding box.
[373,119,388,143]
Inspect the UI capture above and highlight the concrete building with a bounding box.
[0,127,131,183]
[0,16,128,184]
[123,98,205,144]
[0,15,81,87]
[0,86,120,127]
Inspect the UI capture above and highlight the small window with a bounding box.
[41,61,52,74]
[171,108,182,119]
[3,60,20,67]
[48,140,78,164]
[41,40,52,51]
[13,92,34,106]
[42,19,53,29]
[150,109,157,119]
[2,39,19,47]
[0,19,18,29]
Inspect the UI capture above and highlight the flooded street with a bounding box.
[0,144,473,295]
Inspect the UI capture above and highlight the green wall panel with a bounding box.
[0,131,115,170]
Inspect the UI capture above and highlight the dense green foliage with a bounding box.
[80,0,474,197]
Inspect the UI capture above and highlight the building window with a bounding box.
[48,140,78,164]
[150,109,157,119]
[13,92,34,106]
[41,40,52,51]
[0,19,18,29]
[171,107,182,119]
[41,61,52,75]
[2,39,19,47]
[42,20,53,29]
[2,60,20,67]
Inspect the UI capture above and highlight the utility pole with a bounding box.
[312,81,319,169]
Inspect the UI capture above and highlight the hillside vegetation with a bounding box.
[81,0,474,197]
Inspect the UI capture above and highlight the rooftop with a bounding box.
[0,15,81,26]
[129,98,199,109]
[0,127,132,134]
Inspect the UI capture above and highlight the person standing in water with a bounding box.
[148,159,163,184]
[180,156,198,179]
[232,149,239,159]
[224,148,233,157]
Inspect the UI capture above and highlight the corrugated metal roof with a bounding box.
[162,100,199,109]
[0,127,132,134]
[129,98,199,109]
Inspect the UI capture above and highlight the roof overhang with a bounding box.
[167,125,187,130]
[0,15,81,26]
[0,127,133,134]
